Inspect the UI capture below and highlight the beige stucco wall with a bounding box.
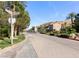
[53,23,62,31]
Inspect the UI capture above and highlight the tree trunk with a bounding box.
[71,17,74,28]
[14,25,18,37]
[14,29,17,37]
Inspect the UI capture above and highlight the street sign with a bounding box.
[8,18,16,24]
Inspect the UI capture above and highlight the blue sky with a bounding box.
[26,1,79,28]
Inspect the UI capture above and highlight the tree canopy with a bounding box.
[0,1,30,37]
[74,14,79,32]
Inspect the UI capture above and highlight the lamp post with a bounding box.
[5,4,19,45]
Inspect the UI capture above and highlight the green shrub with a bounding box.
[60,26,76,37]
[38,27,47,34]
[67,27,76,34]
[0,24,10,37]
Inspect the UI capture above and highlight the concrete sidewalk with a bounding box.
[15,39,38,58]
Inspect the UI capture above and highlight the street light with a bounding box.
[5,5,19,45]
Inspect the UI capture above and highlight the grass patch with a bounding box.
[14,34,25,44]
[0,40,11,49]
[0,34,25,49]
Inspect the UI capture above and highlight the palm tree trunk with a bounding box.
[71,17,74,28]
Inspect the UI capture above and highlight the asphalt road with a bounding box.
[15,32,79,58]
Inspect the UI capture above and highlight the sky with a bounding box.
[26,1,79,28]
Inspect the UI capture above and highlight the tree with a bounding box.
[0,2,10,38]
[67,12,76,27]
[14,2,30,35]
[74,14,79,32]
[0,1,30,37]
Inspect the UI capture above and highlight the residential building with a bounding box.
[39,19,72,31]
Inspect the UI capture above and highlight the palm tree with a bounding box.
[67,12,76,27]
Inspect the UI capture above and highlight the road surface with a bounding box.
[15,32,79,58]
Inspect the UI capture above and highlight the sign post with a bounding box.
[8,17,16,44]
[5,6,19,45]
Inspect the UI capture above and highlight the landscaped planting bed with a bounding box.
[0,34,25,49]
